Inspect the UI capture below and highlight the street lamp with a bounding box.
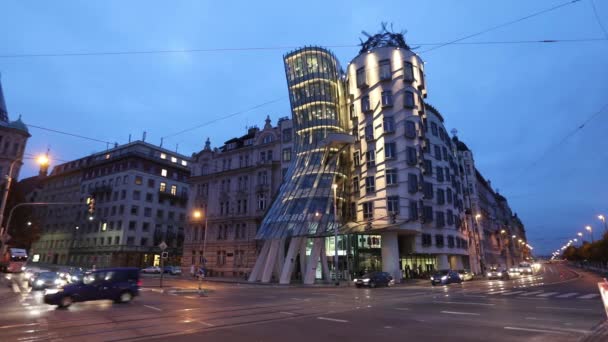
[331,183,339,286]
[598,215,607,235]
[192,208,208,291]
[585,225,594,243]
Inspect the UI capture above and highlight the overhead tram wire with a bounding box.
[590,0,608,39]
[419,0,584,54]
[27,124,112,145]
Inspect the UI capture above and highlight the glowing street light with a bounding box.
[585,225,594,242]
[598,214,608,234]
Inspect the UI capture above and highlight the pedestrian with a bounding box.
[190,264,196,278]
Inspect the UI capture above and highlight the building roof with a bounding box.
[358,24,411,54]
[424,103,444,123]
[0,75,8,123]
[452,136,470,152]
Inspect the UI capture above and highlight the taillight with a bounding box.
[137,280,142,287]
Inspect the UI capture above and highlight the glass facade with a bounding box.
[256,47,350,240]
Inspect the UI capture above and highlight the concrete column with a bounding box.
[248,240,271,282]
[381,232,400,283]
[279,237,303,284]
[299,238,308,280]
[436,254,450,270]
[261,239,280,283]
[303,238,322,285]
[274,238,286,280]
[320,239,331,281]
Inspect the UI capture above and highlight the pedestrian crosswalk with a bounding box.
[477,290,600,300]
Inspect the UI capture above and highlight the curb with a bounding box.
[580,320,608,342]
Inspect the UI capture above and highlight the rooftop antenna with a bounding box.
[142,131,147,142]
[175,143,179,153]
[160,137,164,148]
[128,134,132,143]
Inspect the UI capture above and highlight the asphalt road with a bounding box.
[0,262,605,342]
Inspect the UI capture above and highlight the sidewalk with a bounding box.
[581,320,608,342]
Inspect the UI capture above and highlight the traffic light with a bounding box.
[86,195,95,219]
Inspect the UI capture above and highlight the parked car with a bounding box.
[487,267,509,280]
[163,266,182,275]
[141,266,161,274]
[31,271,65,290]
[457,269,474,281]
[44,267,141,308]
[354,271,394,288]
[431,270,462,286]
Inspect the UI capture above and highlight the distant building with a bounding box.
[30,141,191,268]
[183,116,293,277]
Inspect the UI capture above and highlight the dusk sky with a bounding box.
[1,0,607,255]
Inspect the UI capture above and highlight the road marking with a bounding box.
[536,306,593,311]
[555,292,578,298]
[504,326,567,335]
[501,291,525,296]
[440,311,480,316]
[433,301,495,306]
[536,292,558,297]
[198,321,215,327]
[578,293,599,299]
[279,311,296,315]
[185,296,195,299]
[0,322,39,329]
[143,305,162,311]
[317,317,349,323]
[518,291,545,296]
[394,308,410,311]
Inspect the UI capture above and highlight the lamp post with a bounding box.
[192,209,208,293]
[598,215,607,235]
[585,225,594,243]
[331,183,339,286]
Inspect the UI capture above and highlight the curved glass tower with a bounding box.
[256,47,350,240]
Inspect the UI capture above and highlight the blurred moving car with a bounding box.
[431,270,462,286]
[354,271,394,288]
[507,267,521,278]
[44,267,141,308]
[457,269,474,281]
[487,267,509,280]
[518,262,533,275]
[31,271,65,290]
[141,266,161,274]
[163,266,182,275]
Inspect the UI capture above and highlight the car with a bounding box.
[487,267,509,280]
[457,269,474,281]
[431,270,462,286]
[31,271,65,290]
[141,266,161,274]
[518,263,533,275]
[507,267,521,278]
[354,271,394,288]
[163,266,182,275]
[44,267,141,308]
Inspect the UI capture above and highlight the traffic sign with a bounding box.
[158,241,167,250]
[161,251,168,259]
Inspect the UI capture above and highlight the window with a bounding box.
[353,151,360,167]
[356,67,367,88]
[403,61,414,81]
[409,201,419,221]
[365,124,374,141]
[260,151,266,162]
[121,190,126,199]
[282,148,292,162]
[365,150,375,167]
[442,146,448,161]
[365,176,375,194]
[447,236,455,248]
[171,156,177,163]
[262,135,274,144]
[361,96,371,113]
[127,237,134,246]
[387,196,399,214]
[404,91,415,108]
[434,145,442,160]
[161,169,168,177]
[352,177,360,197]
[133,190,141,200]
[384,142,396,159]
[436,211,445,227]
[181,160,188,166]
[447,210,454,225]
[157,210,164,219]
[386,169,398,185]
[142,222,150,231]
[431,122,438,136]
[445,167,451,182]
[170,185,177,196]
[381,91,393,107]
[144,207,152,217]
[135,176,142,185]
[141,238,148,247]
[447,188,453,203]
[257,193,267,211]
[408,173,418,193]
[128,221,136,231]
[423,159,432,175]
[405,121,416,139]
[130,205,139,215]
[282,128,292,142]
[146,193,153,202]
[423,182,433,199]
[362,202,374,220]
[421,233,432,247]
[379,60,391,80]
[435,235,444,248]
[147,179,155,188]
[406,147,417,166]
[159,182,166,192]
[436,167,444,182]
[437,188,445,205]
[383,116,395,133]
[160,153,167,159]
[267,150,273,161]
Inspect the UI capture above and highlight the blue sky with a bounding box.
[1,0,607,255]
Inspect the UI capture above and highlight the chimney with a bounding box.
[142,131,147,142]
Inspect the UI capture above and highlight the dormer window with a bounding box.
[262,135,274,144]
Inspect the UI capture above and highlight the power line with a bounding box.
[590,0,608,39]
[27,124,112,145]
[419,0,583,53]
[0,38,605,60]
[162,97,287,139]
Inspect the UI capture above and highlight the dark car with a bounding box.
[354,271,394,288]
[431,270,462,286]
[487,267,509,280]
[31,271,64,290]
[163,266,182,275]
[44,267,141,308]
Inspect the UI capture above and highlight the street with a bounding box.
[0,263,605,341]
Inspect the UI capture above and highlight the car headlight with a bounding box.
[54,279,66,286]
[498,272,503,276]
[441,276,447,281]
[487,273,492,277]
[362,278,370,283]
[44,288,63,295]
[35,279,44,286]
[430,276,434,281]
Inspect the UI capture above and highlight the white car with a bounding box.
[141,266,161,274]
